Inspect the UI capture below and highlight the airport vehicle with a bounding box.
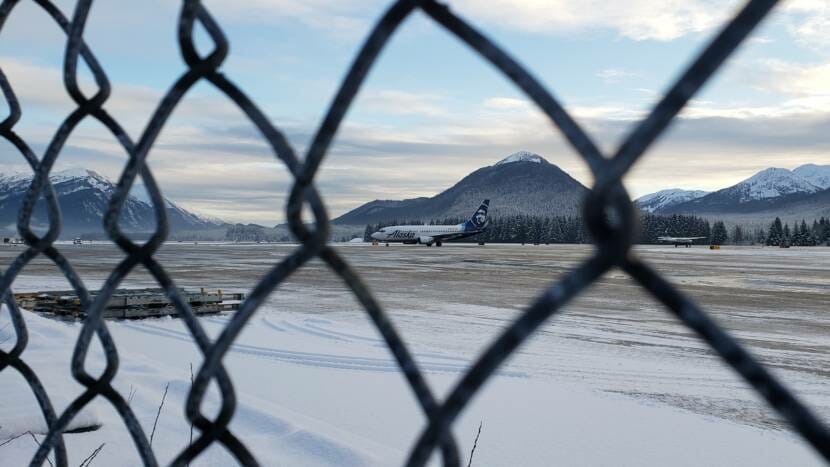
[657,236,706,247]
[370,200,489,247]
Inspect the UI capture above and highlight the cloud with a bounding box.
[446,0,742,41]
[780,0,830,52]
[482,97,531,111]
[596,68,640,84]
[360,90,449,117]
[0,56,248,137]
[204,0,382,37]
[754,59,830,99]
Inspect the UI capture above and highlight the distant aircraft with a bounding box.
[657,236,706,247]
[371,200,489,247]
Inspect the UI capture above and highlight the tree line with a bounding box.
[365,213,703,245]
[225,224,290,242]
[362,214,830,246]
[763,217,830,247]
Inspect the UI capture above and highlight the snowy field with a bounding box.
[1,243,829,466]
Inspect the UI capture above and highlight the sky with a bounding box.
[0,0,828,225]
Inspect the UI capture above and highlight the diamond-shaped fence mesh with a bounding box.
[0,0,828,466]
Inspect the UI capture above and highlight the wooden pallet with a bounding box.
[14,288,245,319]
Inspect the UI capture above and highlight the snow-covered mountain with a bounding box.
[724,167,821,202]
[663,167,821,211]
[635,189,710,213]
[656,165,829,221]
[334,151,588,225]
[793,163,830,190]
[0,169,225,237]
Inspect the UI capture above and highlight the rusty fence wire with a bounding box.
[0,0,828,465]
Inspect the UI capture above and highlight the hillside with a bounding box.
[0,169,225,238]
[635,189,710,213]
[333,151,588,226]
[652,165,830,224]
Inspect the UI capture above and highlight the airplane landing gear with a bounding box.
[436,241,442,247]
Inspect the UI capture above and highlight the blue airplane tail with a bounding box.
[463,199,489,232]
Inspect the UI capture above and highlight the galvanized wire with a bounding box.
[0,0,827,466]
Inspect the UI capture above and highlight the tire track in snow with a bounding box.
[262,316,470,362]
[301,321,382,344]
[277,319,350,343]
[119,321,517,376]
[260,316,287,332]
[261,316,470,362]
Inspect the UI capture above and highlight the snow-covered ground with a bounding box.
[1,243,828,466]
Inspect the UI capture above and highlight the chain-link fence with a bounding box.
[0,0,828,465]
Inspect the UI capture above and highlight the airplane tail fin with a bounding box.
[464,199,489,231]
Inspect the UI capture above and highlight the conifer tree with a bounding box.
[767,217,783,246]
[731,225,743,244]
[711,221,728,245]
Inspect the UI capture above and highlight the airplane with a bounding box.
[370,200,489,247]
[657,236,706,247]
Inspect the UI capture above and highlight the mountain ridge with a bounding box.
[635,189,710,213]
[0,168,225,237]
[333,151,588,225]
[650,164,830,222]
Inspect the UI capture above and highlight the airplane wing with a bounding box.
[429,228,487,242]
[432,232,472,241]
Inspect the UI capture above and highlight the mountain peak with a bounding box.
[49,167,110,185]
[737,167,819,201]
[635,188,710,213]
[795,163,820,171]
[53,167,96,178]
[0,168,108,184]
[495,151,545,166]
[746,167,792,181]
[793,163,830,189]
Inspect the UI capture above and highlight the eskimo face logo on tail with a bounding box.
[470,199,489,229]
[473,209,487,227]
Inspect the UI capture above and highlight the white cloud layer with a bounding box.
[207,0,828,49]
[781,0,830,52]
[446,0,743,41]
[204,0,379,37]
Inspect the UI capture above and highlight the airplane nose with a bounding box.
[371,232,381,240]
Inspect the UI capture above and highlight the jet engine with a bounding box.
[418,236,434,245]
